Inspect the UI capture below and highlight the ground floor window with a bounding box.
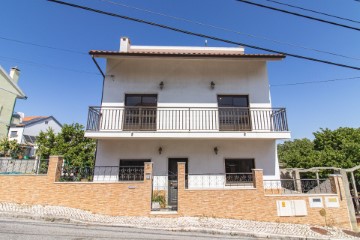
[225,159,254,184]
[119,159,150,181]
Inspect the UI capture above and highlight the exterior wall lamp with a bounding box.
[158,147,163,155]
[210,81,215,89]
[213,147,218,155]
[159,81,164,90]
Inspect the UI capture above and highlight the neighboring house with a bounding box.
[8,115,62,157]
[0,66,26,138]
[86,37,291,209]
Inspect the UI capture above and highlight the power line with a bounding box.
[262,0,360,24]
[0,55,100,75]
[0,36,87,55]
[96,0,360,61]
[236,0,360,32]
[48,0,360,71]
[271,76,360,87]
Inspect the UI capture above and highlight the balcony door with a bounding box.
[123,94,157,131]
[217,95,251,131]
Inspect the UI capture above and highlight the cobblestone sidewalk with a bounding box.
[0,202,357,239]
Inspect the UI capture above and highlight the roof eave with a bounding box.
[89,51,286,61]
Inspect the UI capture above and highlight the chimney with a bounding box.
[9,67,20,84]
[120,37,131,52]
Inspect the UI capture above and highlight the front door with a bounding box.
[168,158,188,210]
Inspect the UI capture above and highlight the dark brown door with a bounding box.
[168,158,188,210]
[123,94,157,131]
[217,95,251,131]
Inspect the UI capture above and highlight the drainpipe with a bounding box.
[90,55,106,167]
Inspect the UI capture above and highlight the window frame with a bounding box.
[224,158,255,185]
[123,94,158,131]
[118,159,151,181]
[217,95,252,131]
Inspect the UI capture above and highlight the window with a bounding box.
[119,159,150,181]
[217,95,251,131]
[10,131,18,138]
[225,159,254,184]
[123,94,157,130]
[45,121,49,125]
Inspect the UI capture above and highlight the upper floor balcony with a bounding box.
[85,106,290,139]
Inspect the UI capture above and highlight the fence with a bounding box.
[186,173,254,189]
[263,178,335,195]
[0,159,49,175]
[58,165,145,182]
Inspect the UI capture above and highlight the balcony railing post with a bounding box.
[188,107,191,131]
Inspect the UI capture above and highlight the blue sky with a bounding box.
[1,0,359,140]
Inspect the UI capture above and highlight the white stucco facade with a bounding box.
[95,139,279,179]
[88,38,290,184]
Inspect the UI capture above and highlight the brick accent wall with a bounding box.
[0,156,152,216]
[177,162,352,230]
[0,157,353,230]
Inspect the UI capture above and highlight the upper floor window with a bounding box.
[10,131,18,138]
[217,95,251,131]
[124,94,157,131]
[45,121,49,125]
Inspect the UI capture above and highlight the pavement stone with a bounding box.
[0,202,358,239]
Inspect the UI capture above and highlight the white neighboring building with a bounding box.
[8,115,62,157]
[86,37,291,208]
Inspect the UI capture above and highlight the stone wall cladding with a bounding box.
[177,163,352,230]
[0,157,352,230]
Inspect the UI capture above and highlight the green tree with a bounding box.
[36,123,96,167]
[0,138,24,158]
[278,127,360,170]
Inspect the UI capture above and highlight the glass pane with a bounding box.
[218,96,233,107]
[125,96,142,106]
[142,96,157,106]
[233,96,248,107]
[225,159,254,173]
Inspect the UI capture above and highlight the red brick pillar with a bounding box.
[144,162,153,213]
[177,162,186,214]
[252,169,264,191]
[48,156,63,182]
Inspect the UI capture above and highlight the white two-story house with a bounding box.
[86,37,290,210]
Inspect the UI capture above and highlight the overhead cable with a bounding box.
[0,55,100,75]
[262,0,360,24]
[271,76,360,87]
[47,0,360,71]
[236,0,360,32]
[96,0,360,61]
[0,36,86,55]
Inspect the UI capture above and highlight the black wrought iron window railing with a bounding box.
[118,166,145,181]
[86,106,288,132]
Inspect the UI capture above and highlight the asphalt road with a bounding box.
[0,217,259,240]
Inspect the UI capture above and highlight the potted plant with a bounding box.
[152,191,166,210]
